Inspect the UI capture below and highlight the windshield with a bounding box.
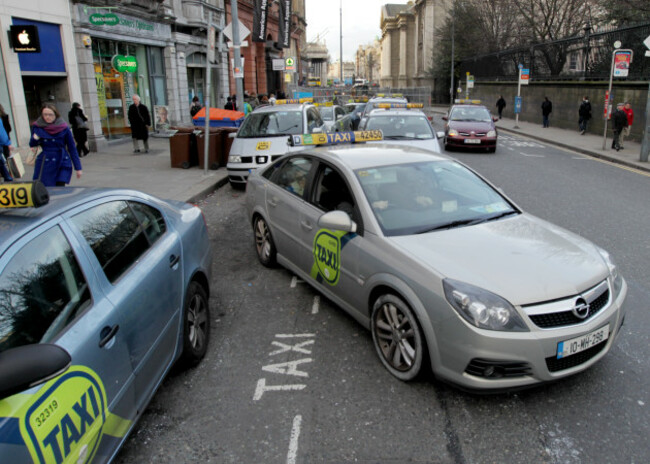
[320,107,335,121]
[365,115,433,139]
[449,107,492,122]
[356,160,517,236]
[237,111,303,137]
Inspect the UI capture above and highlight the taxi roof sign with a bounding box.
[373,103,423,109]
[289,130,383,147]
[0,181,49,208]
[454,99,482,105]
[313,102,334,107]
[275,97,314,105]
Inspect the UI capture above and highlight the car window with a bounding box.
[71,201,161,283]
[366,115,433,139]
[0,226,91,351]
[237,111,303,137]
[313,166,355,218]
[307,108,324,132]
[320,107,334,121]
[449,106,492,122]
[274,157,313,198]
[356,160,514,236]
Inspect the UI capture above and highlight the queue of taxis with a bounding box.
[0,183,212,463]
[314,102,352,132]
[226,98,328,189]
[442,100,499,152]
[245,132,627,391]
[358,94,408,129]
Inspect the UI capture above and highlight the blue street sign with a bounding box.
[514,96,522,114]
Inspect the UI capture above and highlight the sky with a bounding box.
[305,0,410,62]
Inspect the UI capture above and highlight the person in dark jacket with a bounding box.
[611,102,628,151]
[68,102,90,157]
[578,96,592,135]
[541,97,552,128]
[0,104,13,181]
[224,96,234,111]
[190,96,202,118]
[496,96,506,119]
[128,95,151,153]
[29,103,82,186]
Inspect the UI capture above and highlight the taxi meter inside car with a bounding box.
[245,138,627,392]
[0,187,213,463]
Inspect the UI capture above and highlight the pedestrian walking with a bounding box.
[578,96,592,135]
[0,107,14,182]
[541,97,552,128]
[496,96,506,119]
[190,96,202,118]
[244,98,253,116]
[128,95,151,153]
[68,102,90,157]
[269,93,277,105]
[621,102,634,148]
[29,103,82,186]
[611,102,628,152]
[224,96,234,111]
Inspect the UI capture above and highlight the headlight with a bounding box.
[487,130,497,137]
[448,129,459,137]
[229,155,242,163]
[443,279,529,332]
[598,248,623,295]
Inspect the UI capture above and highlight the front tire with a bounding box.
[179,281,210,367]
[254,216,277,267]
[371,294,426,381]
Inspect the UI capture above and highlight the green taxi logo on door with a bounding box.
[111,55,137,73]
[312,230,341,285]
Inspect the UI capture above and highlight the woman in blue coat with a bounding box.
[29,103,82,186]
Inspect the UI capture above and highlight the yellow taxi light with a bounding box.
[290,130,383,146]
[0,181,49,208]
[275,97,314,105]
[454,99,482,105]
[313,102,334,107]
[374,103,423,109]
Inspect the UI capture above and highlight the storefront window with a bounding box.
[92,38,165,139]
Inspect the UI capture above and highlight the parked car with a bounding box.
[245,142,627,392]
[442,101,498,152]
[226,101,327,188]
[363,106,441,153]
[315,103,352,132]
[343,102,367,130]
[358,96,408,129]
[0,186,212,463]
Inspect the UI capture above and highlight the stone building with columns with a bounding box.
[379,0,449,90]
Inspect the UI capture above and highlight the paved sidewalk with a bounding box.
[19,135,229,203]
[428,106,650,174]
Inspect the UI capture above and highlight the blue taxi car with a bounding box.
[0,185,212,463]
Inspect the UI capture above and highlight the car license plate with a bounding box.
[556,325,609,359]
[464,139,481,144]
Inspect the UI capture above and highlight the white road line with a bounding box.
[520,153,545,157]
[286,415,303,464]
[253,379,306,401]
[312,295,320,314]
[275,334,316,338]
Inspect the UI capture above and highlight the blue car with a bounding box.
[0,186,212,463]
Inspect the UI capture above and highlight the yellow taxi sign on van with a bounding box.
[275,98,314,105]
[256,141,271,150]
[290,130,383,146]
[313,102,334,107]
[0,181,49,208]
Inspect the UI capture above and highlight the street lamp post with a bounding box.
[450,11,455,103]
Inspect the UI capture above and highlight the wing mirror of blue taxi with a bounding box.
[0,344,71,400]
[318,210,357,233]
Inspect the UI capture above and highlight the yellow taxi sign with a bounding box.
[290,130,383,146]
[313,102,334,107]
[0,181,49,208]
[256,141,271,150]
[374,103,423,109]
[354,97,369,102]
[275,97,314,105]
[454,99,481,105]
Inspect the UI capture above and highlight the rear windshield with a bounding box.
[237,111,303,137]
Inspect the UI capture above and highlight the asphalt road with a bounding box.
[115,131,649,464]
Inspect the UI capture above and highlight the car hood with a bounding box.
[447,121,494,133]
[389,214,608,306]
[230,136,300,156]
[368,138,440,153]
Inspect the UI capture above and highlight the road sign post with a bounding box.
[641,34,650,162]
[515,65,529,128]
[602,44,633,150]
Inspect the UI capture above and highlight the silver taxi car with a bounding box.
[245,139,627,391]
[226,100,327,188]
[363,104,441,153]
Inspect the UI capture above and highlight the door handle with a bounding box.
[169,254,180,267]
[267,197,278,207]
[99,325,119,348]
[300,220,313,231]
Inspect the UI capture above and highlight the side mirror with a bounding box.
[436,131,446,139]
[441,116,448,121]
[0,344,71,400]
[493,117,499,122]
[312,127,324,134]
[318,210,357,233]
[228,132,237,139]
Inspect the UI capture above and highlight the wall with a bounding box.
[469,81,648,142]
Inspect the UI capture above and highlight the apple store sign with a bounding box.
[10,25,41,53]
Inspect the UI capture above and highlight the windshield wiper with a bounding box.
[383,135,417,140]
[415,218,484,234]
[483,210,518,222]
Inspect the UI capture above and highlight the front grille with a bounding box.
[529,289,609,328]
[458,132,486,137]
[465,359,532,378]
[545,340,608,372]
[241,156,253,163]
